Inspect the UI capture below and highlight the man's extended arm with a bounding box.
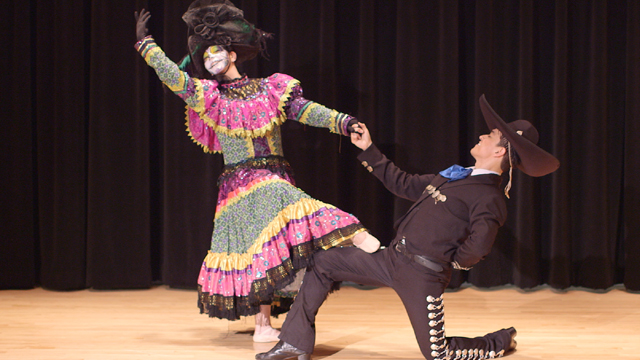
[352,123,434,201]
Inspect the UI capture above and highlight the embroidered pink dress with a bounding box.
[136,37,366,320]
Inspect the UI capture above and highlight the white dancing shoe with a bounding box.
[253,325,281,343]
[353,232,381,253]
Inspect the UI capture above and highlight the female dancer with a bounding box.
[134,0,379,342]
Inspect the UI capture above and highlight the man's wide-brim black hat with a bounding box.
[479,94,560,177]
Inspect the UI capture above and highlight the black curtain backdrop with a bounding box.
[2,0,639,292]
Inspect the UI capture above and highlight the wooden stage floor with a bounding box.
[1,285,639,359]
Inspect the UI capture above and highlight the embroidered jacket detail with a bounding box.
[426,184,447,203]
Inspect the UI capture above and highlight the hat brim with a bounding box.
[479,94,559,177]
[230,43,259,63]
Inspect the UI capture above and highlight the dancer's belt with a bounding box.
[217,155,293,186]
[395,240,445,273]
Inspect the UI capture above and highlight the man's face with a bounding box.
[470,128,504,160]
[203,46,230,75]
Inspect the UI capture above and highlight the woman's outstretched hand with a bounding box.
[350,122,373,151]
[134,9,151,41]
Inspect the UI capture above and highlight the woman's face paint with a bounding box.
[203,46,230,75]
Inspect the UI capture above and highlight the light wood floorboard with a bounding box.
[1,285,639,359]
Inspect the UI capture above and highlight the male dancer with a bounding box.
[256,95,560,360]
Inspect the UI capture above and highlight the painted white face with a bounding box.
[203,46,230,75]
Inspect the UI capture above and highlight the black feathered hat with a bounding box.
[179,0,272,76]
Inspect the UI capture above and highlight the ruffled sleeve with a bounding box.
[185,80,226,153]
[135,36,216,112]
[135,36,221,152]
[185,73,300,153]
[283,78,356,136]
[135,38,352,153]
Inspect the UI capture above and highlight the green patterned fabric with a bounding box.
[211,180,312,254]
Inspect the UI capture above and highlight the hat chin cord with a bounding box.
[504,142,513,199]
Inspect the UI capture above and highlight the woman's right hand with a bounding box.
[134,9,151,41]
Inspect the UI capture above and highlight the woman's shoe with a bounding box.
[353,232,380,253]
[253,325,281,343]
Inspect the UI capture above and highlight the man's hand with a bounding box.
[350,122,373,150]
[134,9,151,41]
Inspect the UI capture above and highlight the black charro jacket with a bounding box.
[358,144,507,269]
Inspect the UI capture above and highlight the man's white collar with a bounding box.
[468,167,500,176]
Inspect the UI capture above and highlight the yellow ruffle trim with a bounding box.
[185,116,215,153]
[185,78,301,153]
[204,197,358,272]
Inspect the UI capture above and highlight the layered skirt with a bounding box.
[197,156,365,320]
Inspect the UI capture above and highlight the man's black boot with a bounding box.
[506,327,517,352]
[255,340,311,360]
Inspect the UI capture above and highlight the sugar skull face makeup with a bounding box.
[203,46,230,75]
